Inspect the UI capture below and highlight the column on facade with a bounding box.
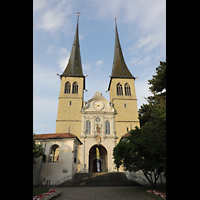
[111,115,115,135]
[102,115,105,135]
[81,115,86,136]
[91,116,95,135]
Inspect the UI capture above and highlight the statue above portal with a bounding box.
[93,91,103,98]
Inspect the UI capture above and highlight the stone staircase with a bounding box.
[59,172,142,187]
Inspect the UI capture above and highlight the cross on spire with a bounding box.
[76,11,81,17]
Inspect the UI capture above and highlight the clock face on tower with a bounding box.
[93,101,104,110]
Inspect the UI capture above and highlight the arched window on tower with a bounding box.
[124,83,131,96]
[72,82,78,94]
[105,121,110,134]
[65,82,71,94]
[117,83,123,95]
[86,120,91,134]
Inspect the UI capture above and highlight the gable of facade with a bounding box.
[81,92,116,136]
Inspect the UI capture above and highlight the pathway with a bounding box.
[54,186,154,200]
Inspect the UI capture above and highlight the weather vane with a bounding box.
[76,11,81,17]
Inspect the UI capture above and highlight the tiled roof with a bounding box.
[34,133,82,144]
[121,132,131,138]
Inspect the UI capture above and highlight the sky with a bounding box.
[33,0,166,134]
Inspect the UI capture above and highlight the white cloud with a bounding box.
[33,63,60,133]
[95,60,103,66]
[57,47,70,72]
[33,95,58,133]
[41,11,64,31]
[137,34,156,50]
[135,78,152,109]
[34,0,73,33]
[87,0,166,72]
[79,34,84,40]
[38,10,67,32]
[47,45,54,54]
[59,56,70,72]
[88,0,165,27]
[83,62,91,71]
[46,46,70,72]
[33,63,60,96]
[58,47,69,55]
[33,0,47,11]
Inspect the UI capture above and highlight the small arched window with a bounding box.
[105,121,110,134]
[65,82,71,94]
[117,83,123,95]
[49,144,59,162]
[124,83,131,96]
[72,82,78,94]
[86,120,91,134]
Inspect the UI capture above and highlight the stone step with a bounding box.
[59,172,142,187]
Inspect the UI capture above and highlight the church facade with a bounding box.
[33,16,140,186]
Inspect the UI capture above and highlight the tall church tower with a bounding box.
[55,15,85,135]
[108,18,140,140]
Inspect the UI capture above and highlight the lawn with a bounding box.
[138,184,166,200]
[33,187,49,197]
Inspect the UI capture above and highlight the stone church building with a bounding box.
[33,16,140,186]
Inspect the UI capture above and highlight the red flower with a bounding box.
[33,188,58,199]
[146,190,166,198]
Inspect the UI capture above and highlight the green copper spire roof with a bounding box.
[108,18,135,91]
[110,18,135,79]
[61,15,84,77]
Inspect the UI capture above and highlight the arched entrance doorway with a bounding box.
[89,145,107,172]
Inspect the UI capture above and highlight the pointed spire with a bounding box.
[110,18,134,79]
[61,14,84,77]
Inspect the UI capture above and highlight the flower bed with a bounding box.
[146,190,166,198]
[33,189,61,200]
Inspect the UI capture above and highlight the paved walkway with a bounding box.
[54,186,154,200]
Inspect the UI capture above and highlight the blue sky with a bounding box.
[33,0,166,134]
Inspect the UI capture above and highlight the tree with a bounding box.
[139,60,166,127]
[148,60,166,94]
[139,60,166,179]
[114,102,166,187]
[113,60,166,187]
[33,132,46,165]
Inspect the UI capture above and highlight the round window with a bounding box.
[96,117,100,122]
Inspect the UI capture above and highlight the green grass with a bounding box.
[33,187,49,197]
[138,184,166,200]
